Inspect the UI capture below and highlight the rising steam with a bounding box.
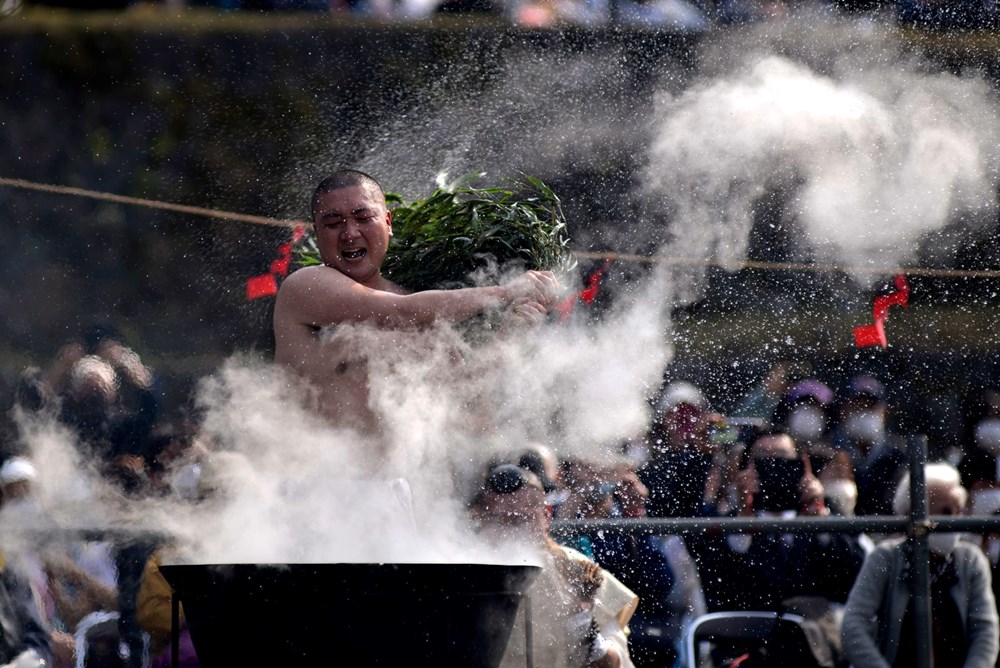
[643,14,1000,295]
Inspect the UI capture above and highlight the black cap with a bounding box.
[486,464,533,495]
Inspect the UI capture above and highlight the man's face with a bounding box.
[479,485,548,539]
[313,185,392,287]
[662,403,711,451]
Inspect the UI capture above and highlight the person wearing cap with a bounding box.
[471,464,638,668]
[0,552,52,668]
[639,381,724,518]
[832,375,908,516]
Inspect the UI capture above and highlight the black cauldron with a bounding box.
[160,562,540,667]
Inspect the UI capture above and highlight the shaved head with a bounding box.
[311,170,385,221]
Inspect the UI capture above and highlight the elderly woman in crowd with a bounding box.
[842,462,999,668]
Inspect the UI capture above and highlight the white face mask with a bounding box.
[787,406,827,442]
[975,419,1000,457]
[927,532,961,555]
[843,411,885,444]
[823,479,858,516]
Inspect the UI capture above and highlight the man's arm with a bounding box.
[275,265,559,330]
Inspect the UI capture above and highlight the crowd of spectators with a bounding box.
[3,326,1000,666]
[0,324,212,668]
[473,360,1000,666]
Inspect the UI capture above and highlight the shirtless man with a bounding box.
[273,170,561,437]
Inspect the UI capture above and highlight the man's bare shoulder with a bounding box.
[279,264,352,294]
[274,265,353,328]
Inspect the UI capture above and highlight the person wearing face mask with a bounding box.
[685,430,869,614]
[832,375,908,517]
[842,462,999,668]
[774,380,848,502]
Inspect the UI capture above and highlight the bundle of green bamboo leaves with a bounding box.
[297,171,575,291]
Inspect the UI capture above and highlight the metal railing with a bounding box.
[551,436,1000,668]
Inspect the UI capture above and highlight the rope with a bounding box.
[0,176,305,229]
[4,175,1000,279]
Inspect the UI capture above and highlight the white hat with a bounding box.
[0,457,37,486]
[656,381,706,413]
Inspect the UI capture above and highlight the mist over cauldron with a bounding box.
[160,562,540,667]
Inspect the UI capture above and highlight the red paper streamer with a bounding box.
[555,260,613,323]
[246,274,278,300]
[853,274,910,348]
[246,225,307,300]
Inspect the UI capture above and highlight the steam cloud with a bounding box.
[643,14,1000,295]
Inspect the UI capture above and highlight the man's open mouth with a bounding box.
[342,248,367,260]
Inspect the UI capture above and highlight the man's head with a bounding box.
[744,431,811,513]
[654,381,713,453]
[894,462,968,516]
[311,170,393,287]
[474,464,549,541]
[838,375,888,446]
[67,355,119,413]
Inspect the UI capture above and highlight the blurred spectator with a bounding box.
[589,459,707,668]
[731,360,800,422]
[136,550,200,668]
[0,458,39,516]
[471,464,637,668]
[842,462,999,668]
[832,375,908,516]
[517,443,566,511]
[0,454,122,668]
[39,326,161,472]
[614,0,709,29]
[639,381,723,518]
[773,379,834,451]
[557,458,614,559]
[0,553,51,668]
[958,387,1000,499]
[687,431,869,613]
[772,378,858,514]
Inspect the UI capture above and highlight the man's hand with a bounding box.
[798,456,827,516]
[498,298,548,332]
[502,270,561,308]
